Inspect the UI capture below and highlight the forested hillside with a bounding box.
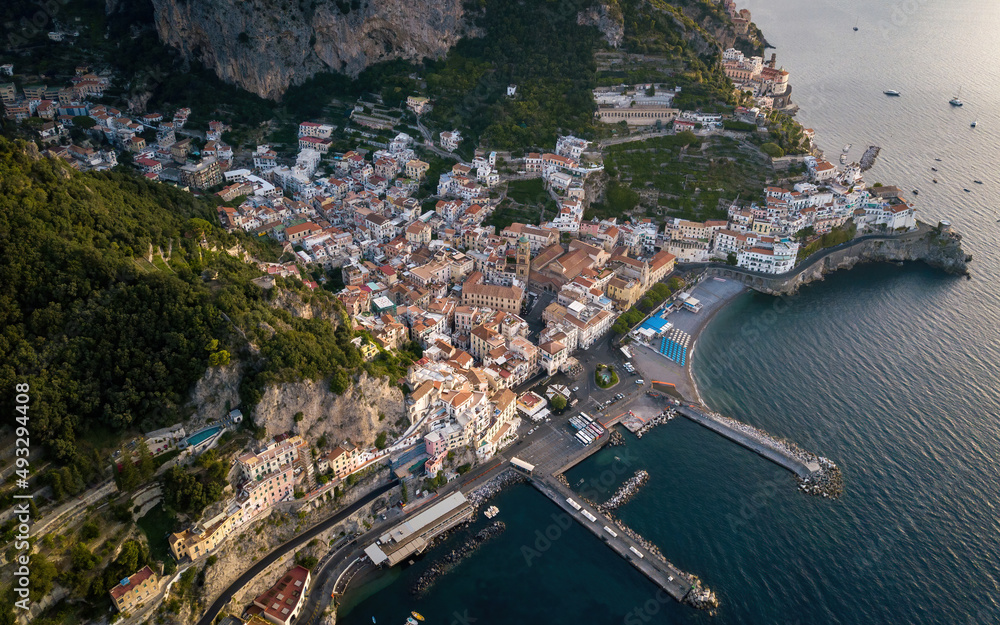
[0,139,387,483]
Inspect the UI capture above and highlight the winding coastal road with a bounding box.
[194,480,397,625]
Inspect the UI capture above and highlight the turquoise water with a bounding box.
[339,0,1000,622]
[187,426,221,447]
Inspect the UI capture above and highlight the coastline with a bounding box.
[629,277,748,406]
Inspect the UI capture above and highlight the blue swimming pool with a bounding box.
[186,426,221,447]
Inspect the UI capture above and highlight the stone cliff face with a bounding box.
[150,0,472,99]
[744,227,971,296]
[252,371,404,447]
[704,226,972,297]
[577,2,624,48]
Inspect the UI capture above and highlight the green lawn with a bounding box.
[506,178,547,205]
[137,503,177,563]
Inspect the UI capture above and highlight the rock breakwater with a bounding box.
[411,521,506,595]
[598,470,649,512]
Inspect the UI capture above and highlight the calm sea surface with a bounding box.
[339,1,1000,622]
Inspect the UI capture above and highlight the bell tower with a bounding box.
[515,235,531,280]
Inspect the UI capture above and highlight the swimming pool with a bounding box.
[186,426,222,447]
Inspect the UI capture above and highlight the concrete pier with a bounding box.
[676,405,820,478]
[531,476,695,602]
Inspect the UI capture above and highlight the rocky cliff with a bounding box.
[252,371,404,447]
[707,225,972,296]
[150,0,473,99]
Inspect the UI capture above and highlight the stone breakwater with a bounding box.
[598,470,650,513]
[677,405,843,498]
[796,456,843,499]
[410,521,506,595]
[607,429,627,447]
[635,409,676,439]
[467,469,525,508]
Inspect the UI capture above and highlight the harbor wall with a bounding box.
[676,406,817,478]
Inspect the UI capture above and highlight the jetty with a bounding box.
[676,405,819,478]
[531,476,716,609]
[510,425,717,610]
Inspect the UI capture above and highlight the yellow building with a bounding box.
[109,565,158,613]
[606,276,642,311]
[405,159,430,180]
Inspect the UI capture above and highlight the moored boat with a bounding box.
[883,90,900,96]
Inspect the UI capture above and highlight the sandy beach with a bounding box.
[629,277,748,406]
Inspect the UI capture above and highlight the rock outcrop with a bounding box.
[252,371,403,446]
[150,0,473,99]
[705,224,972,297]
[577,2,624,48]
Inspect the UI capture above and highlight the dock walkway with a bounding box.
[532,477,694,602]
[676,405,820,477]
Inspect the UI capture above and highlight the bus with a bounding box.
[579,412,592,423]
[581,509,598,522]
[566,498,582,511]
[587,424,603,437]
[604,525,618,538]
[629,546,644,559]
[575,431,590,445]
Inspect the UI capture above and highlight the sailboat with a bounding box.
[950,86,963,107]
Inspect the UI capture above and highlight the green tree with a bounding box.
[136,439,156,481]
[72,115,97,129]
[550,394,567,411]
[116,447,140,492]
[726,252,738,266]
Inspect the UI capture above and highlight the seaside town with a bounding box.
[2,43,924,625]
[1,0,973,624]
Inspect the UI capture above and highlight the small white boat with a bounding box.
[883,90,900,96]
[839,154,847,164]
[843,144,852,153]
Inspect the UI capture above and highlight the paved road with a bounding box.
[194,480,397,625]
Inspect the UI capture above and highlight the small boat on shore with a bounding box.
[883,90,900,96]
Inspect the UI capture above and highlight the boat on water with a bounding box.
[483,505,500,519]
[931,167,938,171]
[933,179,938,183]
[964,188,971,193]
[974,180,983,184]
[406,618,420,625]
[853,17,859,31]
[411,612,425,621]
[913,189,919,195]
[971,120,978,127]
[840,153,847,164]
[951,87,964,107]
[884,90,900,96]
[843,144,852,153]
